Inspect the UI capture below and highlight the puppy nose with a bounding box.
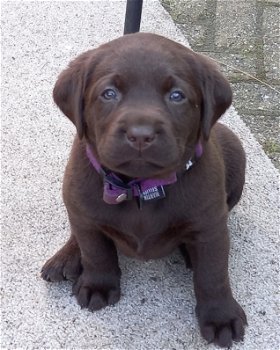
[126,125,156,149]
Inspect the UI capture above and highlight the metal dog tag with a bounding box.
[141,186,166,201]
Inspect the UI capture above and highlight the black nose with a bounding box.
[126,125,156,150]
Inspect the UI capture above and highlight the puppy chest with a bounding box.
[99,219,184,260]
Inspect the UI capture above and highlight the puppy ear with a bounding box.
[53,51,94,139]
[198,57,232,140]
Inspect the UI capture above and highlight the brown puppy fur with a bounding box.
[42,33,247,348]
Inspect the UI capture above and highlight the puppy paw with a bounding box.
[41,243,81,282]
[196,298,247,348]
[72,271,121,311]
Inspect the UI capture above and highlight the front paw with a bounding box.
[72,270,121,311]
[196,298,247,348]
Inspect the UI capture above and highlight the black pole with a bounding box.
[123,0,143,34]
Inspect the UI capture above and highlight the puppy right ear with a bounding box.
[53,51,93,139]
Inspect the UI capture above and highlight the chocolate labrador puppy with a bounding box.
[41,33,247,348]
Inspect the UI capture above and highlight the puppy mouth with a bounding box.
[98,142,182,179]
[108,158,179,179]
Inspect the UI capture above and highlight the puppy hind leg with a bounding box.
[227,185,244,211]
[41,235,82,282]
[225,151,246,211]
[179,244,192,269]
[214,123,246,212]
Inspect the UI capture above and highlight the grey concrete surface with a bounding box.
[162,0,280,169]
[1,1,279,349]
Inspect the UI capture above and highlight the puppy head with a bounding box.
[53,33,232,178]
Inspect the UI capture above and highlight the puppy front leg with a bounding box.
[70,220,121,311]
[185,225,247,348]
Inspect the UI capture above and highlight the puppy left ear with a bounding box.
[53,50,95,139]
[198,56,232,140]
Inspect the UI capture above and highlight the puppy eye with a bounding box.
[169,90,185,102]
[101,88,118,100]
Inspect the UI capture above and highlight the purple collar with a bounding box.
[86,143,202,206]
